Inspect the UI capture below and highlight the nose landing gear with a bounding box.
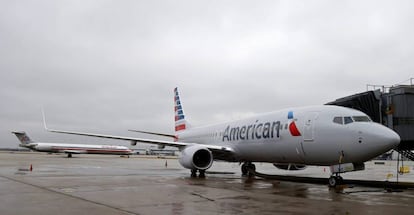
[328,175,344,187]
[328,151,346,187]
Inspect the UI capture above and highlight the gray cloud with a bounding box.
[1,0,413,147]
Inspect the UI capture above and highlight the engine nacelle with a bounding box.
[179,145,213,170]
[273,163,307,171]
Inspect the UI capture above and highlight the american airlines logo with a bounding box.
[287,111,301,136]
[222,111,302,142]
[222,120,281,142]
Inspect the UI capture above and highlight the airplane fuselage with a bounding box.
[177,105,400,166]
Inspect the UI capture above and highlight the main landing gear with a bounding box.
[241,162,256,177]
[191,169,206,178]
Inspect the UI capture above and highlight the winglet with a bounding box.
[42,107,49,130]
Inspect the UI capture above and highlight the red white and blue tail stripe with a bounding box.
[174,88,188,132]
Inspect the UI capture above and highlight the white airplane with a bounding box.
[13,131,133,157]
[44,88,400,186]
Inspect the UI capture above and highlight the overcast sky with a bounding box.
[1,0,413,148]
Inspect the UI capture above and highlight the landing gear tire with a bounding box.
[241,162,256,177]
[248,164,256,177]
[190,169,206,178]
[67,153,72,158]
[328,176,343,187]
[191,169,197,178]
[241,164,248,176]
[199,170,206,178]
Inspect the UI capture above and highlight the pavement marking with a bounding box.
[0,174,139,215]
[190,192,215,202]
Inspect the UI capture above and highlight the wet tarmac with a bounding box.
[1,152,414,215]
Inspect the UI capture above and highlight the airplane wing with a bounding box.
[45,127,235,156]
[42,111,236,161]
[128,129,176,138]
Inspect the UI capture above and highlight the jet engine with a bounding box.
[273,163,307,171]
[179,145,213,170]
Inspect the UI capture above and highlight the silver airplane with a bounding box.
[13,131,133,158]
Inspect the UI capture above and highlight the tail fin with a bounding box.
[12,131,34,145]
[174,88,189,132]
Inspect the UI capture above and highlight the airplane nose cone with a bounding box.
[377,127,400,149]
[387,129,401,148]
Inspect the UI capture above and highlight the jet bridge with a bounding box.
[327,83,414,159]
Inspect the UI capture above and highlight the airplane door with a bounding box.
[303,112,319,142]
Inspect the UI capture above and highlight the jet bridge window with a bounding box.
[333,117,343,124]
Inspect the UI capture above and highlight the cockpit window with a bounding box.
[333,116,371,125]
[333,117,343,124]
[344,116,353,124]
[353,116,372,122]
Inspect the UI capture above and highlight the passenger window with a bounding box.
[344,116,353,124]
[333,117,343,124]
